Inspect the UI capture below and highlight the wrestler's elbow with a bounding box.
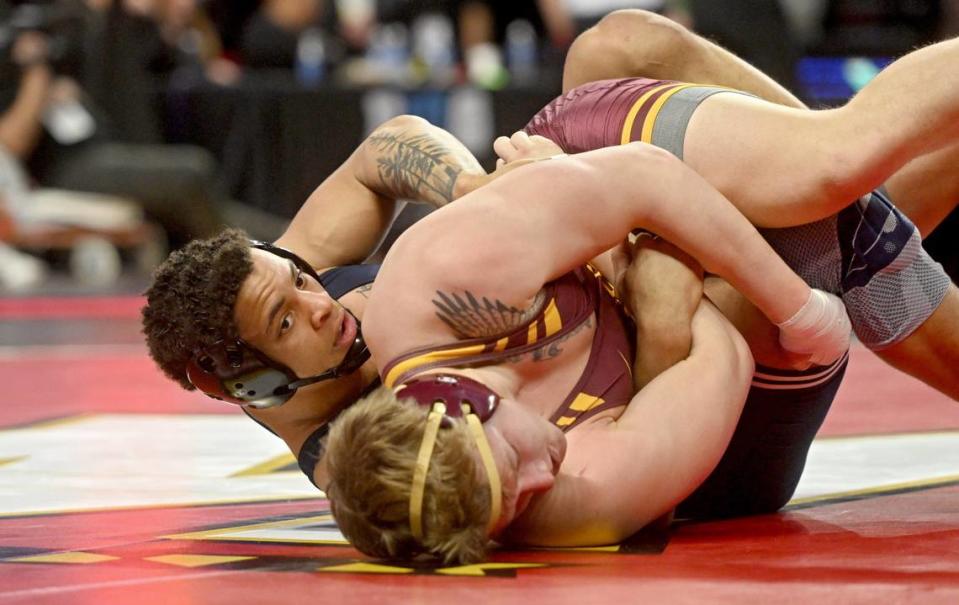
[369,114,429,135]
[600,143,686,220]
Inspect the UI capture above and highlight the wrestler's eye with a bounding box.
[279,313,294,335]
[294,268,307,289]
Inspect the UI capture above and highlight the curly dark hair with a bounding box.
[142,228,255,390]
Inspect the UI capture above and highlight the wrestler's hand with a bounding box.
[459,134,566,195]
[456,158,545,196]
[12,32,50,68]
[493,131,565,169]
[776,289,851,367]
[619,234,704,389]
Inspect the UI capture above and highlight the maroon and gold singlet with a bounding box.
[525,78,732,155]
[381,268,636,431]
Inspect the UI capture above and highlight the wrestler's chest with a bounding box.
[508,316,597,418]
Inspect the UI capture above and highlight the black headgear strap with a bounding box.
[184,241,371,409]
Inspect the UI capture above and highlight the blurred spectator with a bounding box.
[0,30,52,289]
[946,0,959,35]
[779,0,828,49]
[205,0,259,58]
[455,1,565,88]
[688,0,800,93]
[816,0,942,56]
[240,0,322,68]
[454,1,692,89]
[154,0,240,86]
[0,0,230,248]
[556,0,690,34]
[334,0,374,52]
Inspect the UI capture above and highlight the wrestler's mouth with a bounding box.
[336,309,357,349]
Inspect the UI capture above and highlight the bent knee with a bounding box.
[563,10,694,91]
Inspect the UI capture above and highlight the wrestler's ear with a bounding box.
[515,457,554,495]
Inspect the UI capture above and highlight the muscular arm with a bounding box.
[503,301,753,546]
[275,114,487,269]
[371,144,812,359]
[617,236,703,390]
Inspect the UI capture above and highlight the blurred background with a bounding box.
[0,0,957,295]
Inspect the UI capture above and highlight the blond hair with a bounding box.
[326,386,491,564]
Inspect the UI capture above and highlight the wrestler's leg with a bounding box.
[684,37,959,228]
[562,9,806,108]
[873,286,959,401]
[706,237,959,401]
[565,10,959,232]
[677,358,846,519]
[884,145,959,237]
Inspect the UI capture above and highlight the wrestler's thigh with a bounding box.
[874,284,959,401]
[683,93,867,228]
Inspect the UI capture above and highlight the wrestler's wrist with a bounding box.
[776,289,851,366]
[451,171,485,201]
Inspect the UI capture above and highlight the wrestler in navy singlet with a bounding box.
[245,263,380,486]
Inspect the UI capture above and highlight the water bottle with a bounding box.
[505,19,538,86]
[367,23,410,84]
[412,13,455,85]
[296,28,326,87]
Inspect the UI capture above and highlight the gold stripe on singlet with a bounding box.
[384,344,486,388]
[527,322,539,346]
[569,393,604,412]
[553,394,605,429]
[623,83,726,146]
[638,83,699,143]
[620,83,678,145]
[543,299,562,338]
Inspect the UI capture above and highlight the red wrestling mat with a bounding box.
[0,296,145,319]
[1,304,958,604]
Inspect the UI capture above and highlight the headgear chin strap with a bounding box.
[396,374,503,541]
[185,325,369,409]
[184,241,370,409]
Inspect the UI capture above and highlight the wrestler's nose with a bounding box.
[306,291,334,330]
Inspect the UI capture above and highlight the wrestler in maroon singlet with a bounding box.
[381,268,635,432]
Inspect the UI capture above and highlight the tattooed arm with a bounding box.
[275,115,487,269]
[357,123,486,207]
